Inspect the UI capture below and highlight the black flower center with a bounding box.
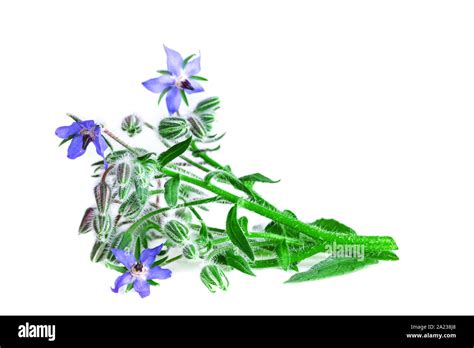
[79,127,97,150]
[131,262,146,277]
[176,77,194,91]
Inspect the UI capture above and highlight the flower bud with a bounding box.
[119,192,144,219]
[163,220,189,245]
[116,162,132,186]
[199,113,215,132]
[194,97,220,114]
[118,184,131,201]
[79,207,95,234]
[200,265,229,293]
[90,240,108,263]
[94,182,112,215]
[175,208,193,223]
[121,114,143,137]
[183,243,199,260]
[93,214,111,239]
[187,115,207,139]
[158,117,189,140]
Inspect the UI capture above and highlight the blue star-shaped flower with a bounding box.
[142,45,205,115]
[55,120,108,167]
[110,244,172,298]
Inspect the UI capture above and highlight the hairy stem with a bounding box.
[160,166,398,252]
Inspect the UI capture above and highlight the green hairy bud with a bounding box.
[175,208,193,223]
[93,214,111,240]
[187,115,207,139]
[183,243,199,260]
[90,240,108,263]
[158,117,189,140]
[119,192,144,219]
[200,265,229,293]
[116,162,132,186]
[94,182,112,215]
[121,114,143,137]
[194,96,220,114]
[163,220,189,245]
[199,113,215,132]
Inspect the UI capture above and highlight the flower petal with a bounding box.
[186,80,205,94]
[142,76,175,93]
[93,134,109,168]
[111,272,133,293]
[67,135,86,159]
[93,131,108,158]
[147,266,172,280]
[55,122,81,139]
[133,278,151,298]
[111,248,136,269]
[166,87,182,115]
[79,120,97,129]
[184,56,201,76]
[164,45,183,76]
[139,244,164,267]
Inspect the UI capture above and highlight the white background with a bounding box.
[0,0,473,315]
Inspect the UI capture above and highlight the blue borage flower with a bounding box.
[55,120,108,168]
[111,244,172,298]
[142,45,205,115]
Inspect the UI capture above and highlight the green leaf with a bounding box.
[158,87,171,106]
[285,257,378,283]
[226,205,255,261]
[118,231,132,249]
[264,210,299,238]
[152,256,169,267]
[126,283,134,292]
[102,135,114,152]
[189,75,208,81]
[58,135,75,147]
[147,280,160,286]
[134,236,142,260]
[205,170,255,198]
[137,152,156,161]
[276,240,291,271]
[225,252,255,276]
[239,173,280,188]
[164,175,180,207]
[366,250,399,261]
[66,113,81,122]
[182,54,196,68]
[157,137,192,167]
[238,216,249,233]
[310,218,357,235]
[199,222,209,244]
[106,262,128,273]
[157,70,172,75]
[180,89,189,106]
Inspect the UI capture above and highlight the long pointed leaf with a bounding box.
[225,205,255,261]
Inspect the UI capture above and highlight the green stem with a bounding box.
[103,128,397,252]
[103,129,139,155]
[160,166,398,252]
[145,121,211,172]
[126,196,221,236]
[251,245,327,269]
[209,232,304,246]
[190,140,277,210]
[191,141,226,170]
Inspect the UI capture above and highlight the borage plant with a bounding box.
[56,45,399,298]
